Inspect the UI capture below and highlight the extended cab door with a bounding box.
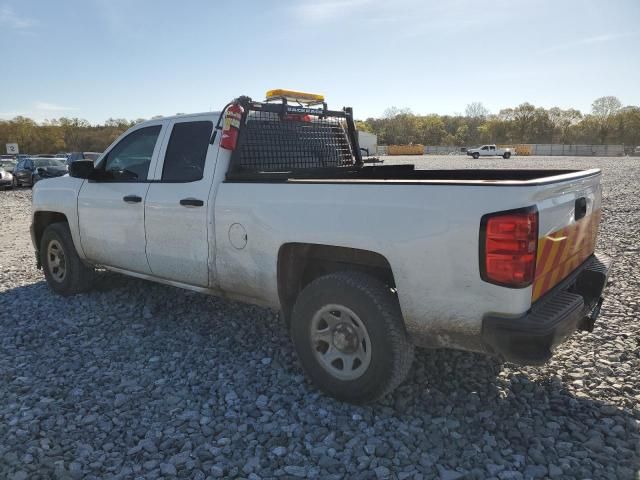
[144,117,217,286]
[77,121,167,274]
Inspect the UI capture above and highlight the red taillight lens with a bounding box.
[480,208,538,288]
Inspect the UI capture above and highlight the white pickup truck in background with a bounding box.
[30,90,611,403]
[467,144,513,159]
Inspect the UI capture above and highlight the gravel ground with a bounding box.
[1,156,638,480]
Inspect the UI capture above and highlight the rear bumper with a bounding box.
[482,252,612,365]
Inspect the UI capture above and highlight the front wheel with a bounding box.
[40,222,95,296]
[503,152,511,159]
[291,271,414,403]
[472,153,480,159]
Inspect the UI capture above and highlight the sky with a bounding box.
[1,0,639,124]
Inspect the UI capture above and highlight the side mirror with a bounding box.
[69,160,95,179]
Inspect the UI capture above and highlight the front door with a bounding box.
[77,122,166,274]
[144,116,218,286]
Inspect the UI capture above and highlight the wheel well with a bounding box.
[33,211,68,250]
[277,243,395,322]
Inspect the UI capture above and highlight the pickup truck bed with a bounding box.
[31,95,611,403]
[227,166,595,183]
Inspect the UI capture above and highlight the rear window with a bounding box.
[33,158,66,167]
[161,121,213,182]
[232,112,354,173]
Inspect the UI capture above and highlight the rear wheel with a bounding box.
[472,152,480,159]
[291,271,414,403]
[503,152,511,159]
[40,222,95,296]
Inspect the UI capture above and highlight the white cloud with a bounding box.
[292,0,372,22]
[537,32,638,54]
[0,102,78,121]
[0,4,35,29]
[34,102,77,112]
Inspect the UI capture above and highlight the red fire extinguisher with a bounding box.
[220,103,243,150]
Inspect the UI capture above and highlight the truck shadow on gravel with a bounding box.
[1,275,638,479]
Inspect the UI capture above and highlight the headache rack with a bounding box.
[225,96,363,181]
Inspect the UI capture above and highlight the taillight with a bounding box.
[480,207,538,288]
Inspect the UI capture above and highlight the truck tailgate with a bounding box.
[532,172,602,302]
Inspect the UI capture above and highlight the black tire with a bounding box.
[503,152,511,159]
[40,222,95,296]
[472,152,480,159]
[291,271,414,403]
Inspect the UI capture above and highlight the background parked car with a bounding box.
[65,151,101,165]
[12,157,68,187]
[0,155,17,173]
[0,167,13,189]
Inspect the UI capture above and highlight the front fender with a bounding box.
[32,176,86,259]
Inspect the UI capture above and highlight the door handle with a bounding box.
[575,197,587,220]
[123,195,142,204]
[180,198,204,207]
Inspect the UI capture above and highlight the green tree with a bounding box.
[591,96,622,143]
[465,102,489,120]
[548,107,582,143]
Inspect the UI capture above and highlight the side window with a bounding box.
[161,121,213,182]
[481,146,488,150]
[490,145,495,150]
[26,160,33,169]
[102,126,162,181]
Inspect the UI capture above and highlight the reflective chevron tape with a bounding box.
[532,209,601,302]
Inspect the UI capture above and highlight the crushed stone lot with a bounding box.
[1,156,639,480]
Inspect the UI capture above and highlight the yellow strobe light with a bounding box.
[265,89,325,104]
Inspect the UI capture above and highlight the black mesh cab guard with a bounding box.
[226,97,362,180]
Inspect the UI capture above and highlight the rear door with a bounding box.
[77,121,167,274]
[144,116,218,286]
[531,173,602,302]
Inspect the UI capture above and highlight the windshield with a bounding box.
[33,158,66,167]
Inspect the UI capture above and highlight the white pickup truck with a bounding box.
[31,91,611,403]
[467,144,513,159]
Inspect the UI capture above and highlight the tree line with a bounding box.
[0,117,146,154]
[1,96,639,154]
[357,96,640,147]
